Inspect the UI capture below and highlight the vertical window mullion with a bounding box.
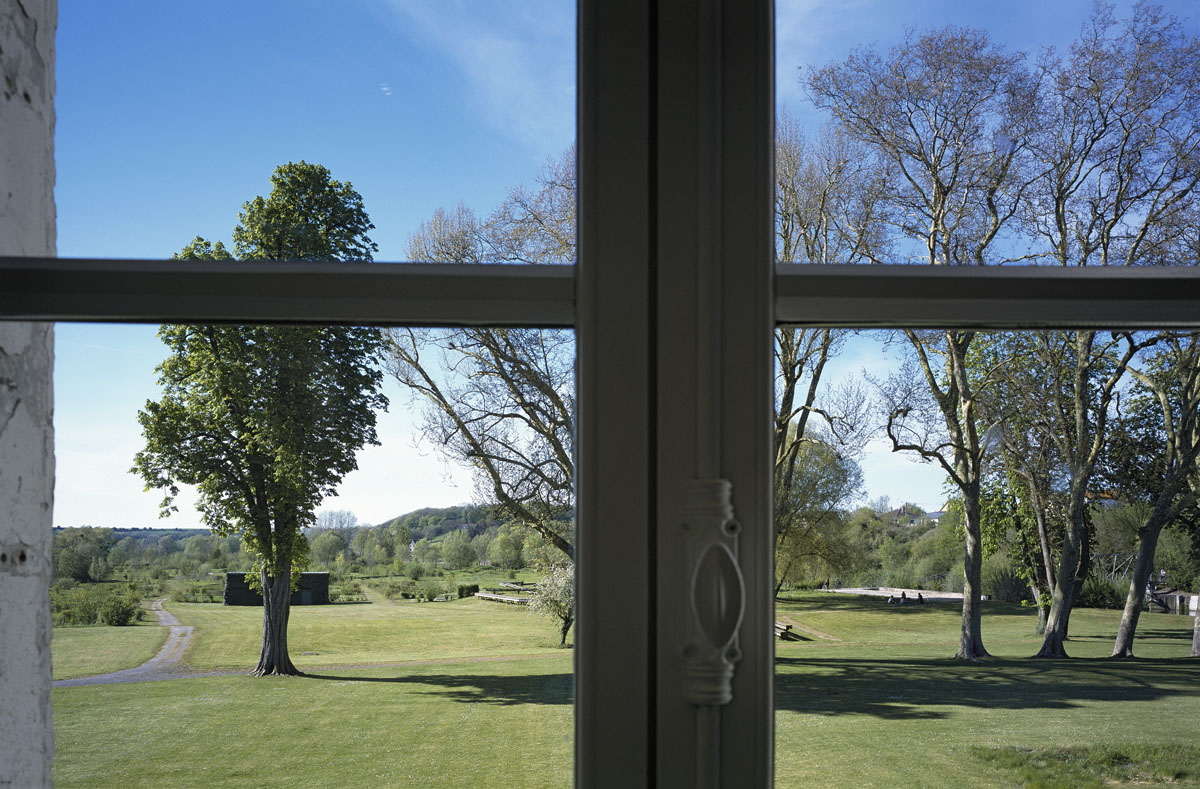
[576,0,655,785]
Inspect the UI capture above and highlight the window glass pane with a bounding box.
[52,322,575,787]
[776,1,1200,268]
[55,2,575,266]
[773,326,1200,786]
[776,5,1199,781]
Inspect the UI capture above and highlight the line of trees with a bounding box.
[792,1,1200,660]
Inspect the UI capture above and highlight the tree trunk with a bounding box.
[1036,499,1085,658]
[254,563,299,676]
[1062,520,1091,641]
[560,611,574,647]
[1112,520,1166,658]
[1192,598,1199,657]
[956,489,989,660]
[1029,582,1048,634]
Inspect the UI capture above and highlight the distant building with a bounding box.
[885,503,926,526]
[925,502,953,524]
[223,572,330,606]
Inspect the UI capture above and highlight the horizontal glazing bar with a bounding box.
[0,258,576,327]
[775,264,1200,328]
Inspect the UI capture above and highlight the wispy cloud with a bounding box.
[380,0,574,155]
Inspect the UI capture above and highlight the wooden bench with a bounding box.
[774,621,801,641]
[476,592,533,605]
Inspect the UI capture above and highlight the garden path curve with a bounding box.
[53,598,236,687]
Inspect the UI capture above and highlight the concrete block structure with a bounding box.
[223,572,331,606]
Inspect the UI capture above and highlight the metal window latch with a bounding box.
[680,478,745,706]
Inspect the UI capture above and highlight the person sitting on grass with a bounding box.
[899,591,908,605]
[916,593,924,604]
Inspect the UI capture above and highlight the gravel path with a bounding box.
[53,599,239,688]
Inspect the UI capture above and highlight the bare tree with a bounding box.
[774,114,878,590]
[809,25,1040,659]
[316,509,358,532]
[382,151,577,560]
[1023,3,1200,658]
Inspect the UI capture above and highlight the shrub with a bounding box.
[51,584,140,626]
[1078,574,1127,610]
[941,567,965,593]
[457,583,480,599]
[329,580,366,603]
[418,579,445,602]
[170,581,222,603]
[375,579,415,600]
[99,596,140,626]
[983,562,1031,604]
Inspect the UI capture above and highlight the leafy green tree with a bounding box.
[487,529,524,570]
[1104,333,1200,657]
[310,530,348,567]
[183,534,218,563]
[392,522,412,561]
[52,527,115,582]
[442,529,477,570]
[412,538,440,566]
[773,439,864,594]
[132,162,387,676]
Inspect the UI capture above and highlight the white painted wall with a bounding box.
[0,0,57,785]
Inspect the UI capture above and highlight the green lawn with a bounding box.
[774,593,1200,787]
[170,594,569,670]
[52,657,573,789]
[51,591,1200,787]
[51,622,168,680]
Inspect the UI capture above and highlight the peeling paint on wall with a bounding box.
[0,0,56,785]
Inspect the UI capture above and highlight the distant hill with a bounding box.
[378,504,504,542]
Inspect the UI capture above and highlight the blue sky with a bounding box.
[52,1,1187,529]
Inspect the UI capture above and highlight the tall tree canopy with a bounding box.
[810,24,1040,660]
[132,161,387,676]
[803,2,1200,660]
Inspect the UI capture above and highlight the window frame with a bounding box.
[6,1,1200,787]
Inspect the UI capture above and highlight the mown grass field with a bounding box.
[51,620,168,680]
[52,657,574,789]
[171,589,568,670]
[774,593,1200,787]
[52,591,1200,787]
